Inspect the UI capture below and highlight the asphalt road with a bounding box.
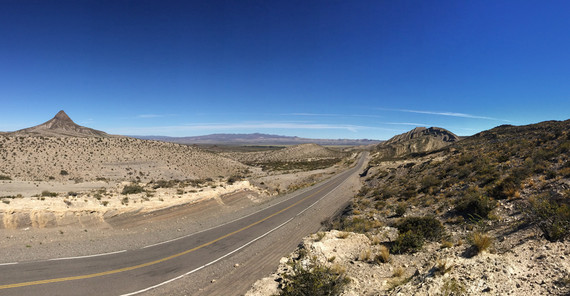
[0,153,367,296]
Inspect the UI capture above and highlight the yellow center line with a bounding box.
[0,180,338,290]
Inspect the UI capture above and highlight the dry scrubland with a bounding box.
[0,136,249,182]
[248,120,570,296]
[222,143,347,171]
[0,134,351,229]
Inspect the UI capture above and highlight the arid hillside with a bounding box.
[0,136,250,182]
[223,143,347,171]
[248,119,570,296]
[0,111,250,182]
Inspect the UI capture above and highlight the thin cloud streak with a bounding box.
[287,113,383,119]
[108,121,401,135]
[136,114,177,119]
[379,108,510,122]
[382,122,431,127]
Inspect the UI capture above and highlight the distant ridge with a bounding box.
[134,133,381,146]
[9,110,110,138]
[375,126,460,158]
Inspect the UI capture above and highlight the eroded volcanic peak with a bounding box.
[11,110,110,138]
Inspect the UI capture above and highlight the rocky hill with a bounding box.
[374,126,460,159]
[9,110,111,138]
[248,119,570,296]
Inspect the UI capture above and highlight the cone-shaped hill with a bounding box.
[10,110,110,138]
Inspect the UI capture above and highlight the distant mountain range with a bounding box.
[133,133,381,146]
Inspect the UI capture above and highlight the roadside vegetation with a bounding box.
[276,119,570,295]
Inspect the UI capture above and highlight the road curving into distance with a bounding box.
[0,153,368,296]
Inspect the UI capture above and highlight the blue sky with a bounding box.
[1,1,569,140]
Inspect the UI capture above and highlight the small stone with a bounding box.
[211,279,216,283]
[234,263,240,267]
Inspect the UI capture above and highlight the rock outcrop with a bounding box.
[374,127,460,159]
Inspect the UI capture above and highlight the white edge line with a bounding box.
[48,250,127,261]
[0,262,18,266]
[121,217,295,296]
[121,162,358,296]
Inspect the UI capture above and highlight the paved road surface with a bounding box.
[0,153,367,296]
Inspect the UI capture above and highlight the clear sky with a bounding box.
[1,0,569,140]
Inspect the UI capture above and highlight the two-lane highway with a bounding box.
[0,153,367,295]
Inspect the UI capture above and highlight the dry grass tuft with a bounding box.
[374,245,390,263]
[392,266,405,278]
[471,231,493,254]
[358,248,372,262]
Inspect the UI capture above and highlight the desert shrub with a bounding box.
[227,175,243,185]
[391,230,424,254]
[60,170,69,176]
[395,203,407,217]
[396,216,445,241]
[454,194,495,221]
[335,217,381,234]
[420,175,441,193]
[442,278,466,296]
[375,200,386,210]
[278,257,349,296]
[525,194,570,242]
[489,177,519,200]
[0,175,11,180]
[121,184,144,195]
[314,232,326,242]
[379,186,398,199]
[151,180,177,189]
[433,259,454,276]
[41,191,58,197]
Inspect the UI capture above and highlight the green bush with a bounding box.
[396,216,444,241]
[391,230,424,254]
[489,177,519,200]
[420,175,441,193]
[41,191,58,197]
[455,194,495,221]
[526,194,570,242]
[278,257,349,296]
[335,217,381,234]
[121,184,145,195]
[395,203,407,217]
